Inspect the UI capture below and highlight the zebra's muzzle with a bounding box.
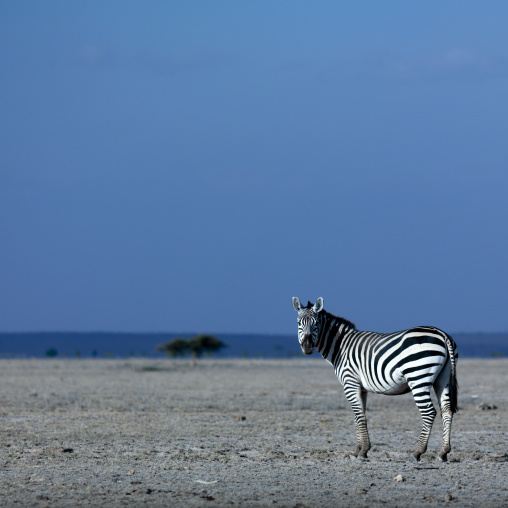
[301,337,314,355]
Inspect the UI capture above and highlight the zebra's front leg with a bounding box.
[345,385,371,459]
[410,385,437,461]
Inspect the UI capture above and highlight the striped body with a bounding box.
[292,297,458,461]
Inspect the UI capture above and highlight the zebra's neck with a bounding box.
[315,310,356,361]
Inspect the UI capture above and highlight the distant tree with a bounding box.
[156,335,226,365]
[188,335,226,358]
[156,338,191,358]
[45,347,58,358]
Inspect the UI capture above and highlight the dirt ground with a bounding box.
[0,358,507,507]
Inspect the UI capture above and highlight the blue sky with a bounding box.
[1,2,507,334]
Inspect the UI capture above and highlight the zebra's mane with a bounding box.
[304,301,356,330]
[322,309,357,330]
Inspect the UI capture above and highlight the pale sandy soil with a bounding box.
[0,358,507,507]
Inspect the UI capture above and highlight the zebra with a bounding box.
[291,297,458,462]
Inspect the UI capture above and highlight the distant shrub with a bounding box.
[157,338,191,358]
[188,335,226,358]
[45,348,58,358]
[156,335,226,360]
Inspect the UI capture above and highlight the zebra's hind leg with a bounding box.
[434,362,454,462]
[409,383,437,462]
[345,385,371,459]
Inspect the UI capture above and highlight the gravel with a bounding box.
[1,358,507,507]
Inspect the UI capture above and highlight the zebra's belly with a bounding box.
[382,383,411,395]
[362,378,410,395]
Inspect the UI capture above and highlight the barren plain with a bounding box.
[0,358,507,507]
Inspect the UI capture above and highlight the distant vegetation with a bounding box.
[1,331,507,359]
[156,334,226,363]
[45,347,58,358]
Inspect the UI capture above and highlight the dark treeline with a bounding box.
[0,332,507,359]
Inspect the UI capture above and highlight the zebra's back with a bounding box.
[336,326,456,395]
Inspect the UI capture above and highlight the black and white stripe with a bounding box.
[292,297,458,462]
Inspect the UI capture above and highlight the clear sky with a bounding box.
[1,2,507,334]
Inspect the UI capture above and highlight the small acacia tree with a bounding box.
[188,335,225,358]
[156,335,226,364]
[156,338,190,358]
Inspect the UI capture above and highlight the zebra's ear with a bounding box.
[313,297,324,313]
[292,297,302,312]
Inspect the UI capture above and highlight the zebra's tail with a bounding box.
[444,333,459,413]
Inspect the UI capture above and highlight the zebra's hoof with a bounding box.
[438,453,448,462]
[411,452,421,462]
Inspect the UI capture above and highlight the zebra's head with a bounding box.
[291,297,324,355]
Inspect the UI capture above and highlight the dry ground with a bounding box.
[0,358,507,507]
